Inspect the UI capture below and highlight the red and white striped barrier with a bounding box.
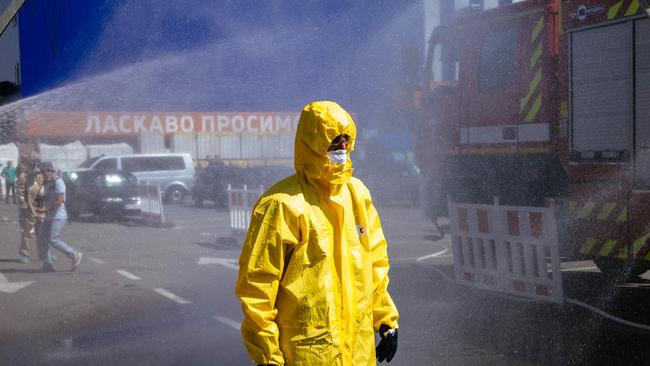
[448,198,563,303]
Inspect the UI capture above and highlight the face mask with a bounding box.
[327,149,347,165]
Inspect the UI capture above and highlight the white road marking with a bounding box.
[416,247,450,262]
[116,270,141,280]
[561,266,598,272]
[197,257,239,270]
[173,225,222,230]
[89,257,105,264]
[0,216,17,224]
[154,288,192,304]
[0,273,34,294]
[214,316,241,330]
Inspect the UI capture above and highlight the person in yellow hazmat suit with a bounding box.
[235,101,399,366]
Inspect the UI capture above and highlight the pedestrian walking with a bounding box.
[235,101,399,365]
[37,162,82,272]
[1,160,17,204]
[16,153,41,263]
[29,170,46,252]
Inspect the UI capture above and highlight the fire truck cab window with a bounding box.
[441,43,459,81]
[429,43,442,82]
[428,42,460,84]
[571,23,630,162]
[478,27,518,91]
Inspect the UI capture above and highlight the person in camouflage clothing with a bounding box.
[29,170,46,228]
[16,152,41,263]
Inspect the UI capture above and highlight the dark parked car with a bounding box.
[193,164,294,208]
[62,169,141,219]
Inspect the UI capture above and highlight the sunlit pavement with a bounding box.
[2,202,650,365]
[0,202,246,365]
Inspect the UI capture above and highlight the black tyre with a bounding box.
[68,200,84,221]
[92,207,106,223]
[593,257,649,280]
[214,190,228,208]
[165,186,186,204]
[68,209,80,220]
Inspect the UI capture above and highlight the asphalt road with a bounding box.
[1,202,650,365]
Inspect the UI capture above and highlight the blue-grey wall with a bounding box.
[17,0,423,129]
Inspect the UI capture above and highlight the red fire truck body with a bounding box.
[417,0,650,274]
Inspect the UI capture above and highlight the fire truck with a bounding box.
[416,0,650,276]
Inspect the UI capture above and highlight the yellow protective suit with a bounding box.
[235,101,399,365]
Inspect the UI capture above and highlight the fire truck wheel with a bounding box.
[593,257,649,280]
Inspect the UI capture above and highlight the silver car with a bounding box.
[79,153,194,204]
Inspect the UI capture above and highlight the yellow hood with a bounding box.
[294,101,356,193]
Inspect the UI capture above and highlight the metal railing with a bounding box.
[137,183,167,227]
[227,184,263,237]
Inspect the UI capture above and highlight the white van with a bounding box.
[78,153,194,204]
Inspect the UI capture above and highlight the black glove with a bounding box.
[376,324,398,363]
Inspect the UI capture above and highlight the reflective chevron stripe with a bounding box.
[525,95,543,122]
[580,238,598,255]
[598,239,618,256]
[579,233,650,259]
[617,207,628,222]
[569,201,576,212]
[608,0,641,19]
[530,43,543,70]
[520,69,542,113]
[632,234,650,257]
[520,15,545,123]
[578,201,596,218]
[597,202,617,220]
[572,201,628,223]
[531,15,545,42]
[608,0,625,18]
[625,0,640,15]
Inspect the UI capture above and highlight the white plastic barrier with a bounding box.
[137,183,168,227]
[38,141,87,171]
[0,143,19,197]
[228,184,264,237]
[448,198,564,303]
